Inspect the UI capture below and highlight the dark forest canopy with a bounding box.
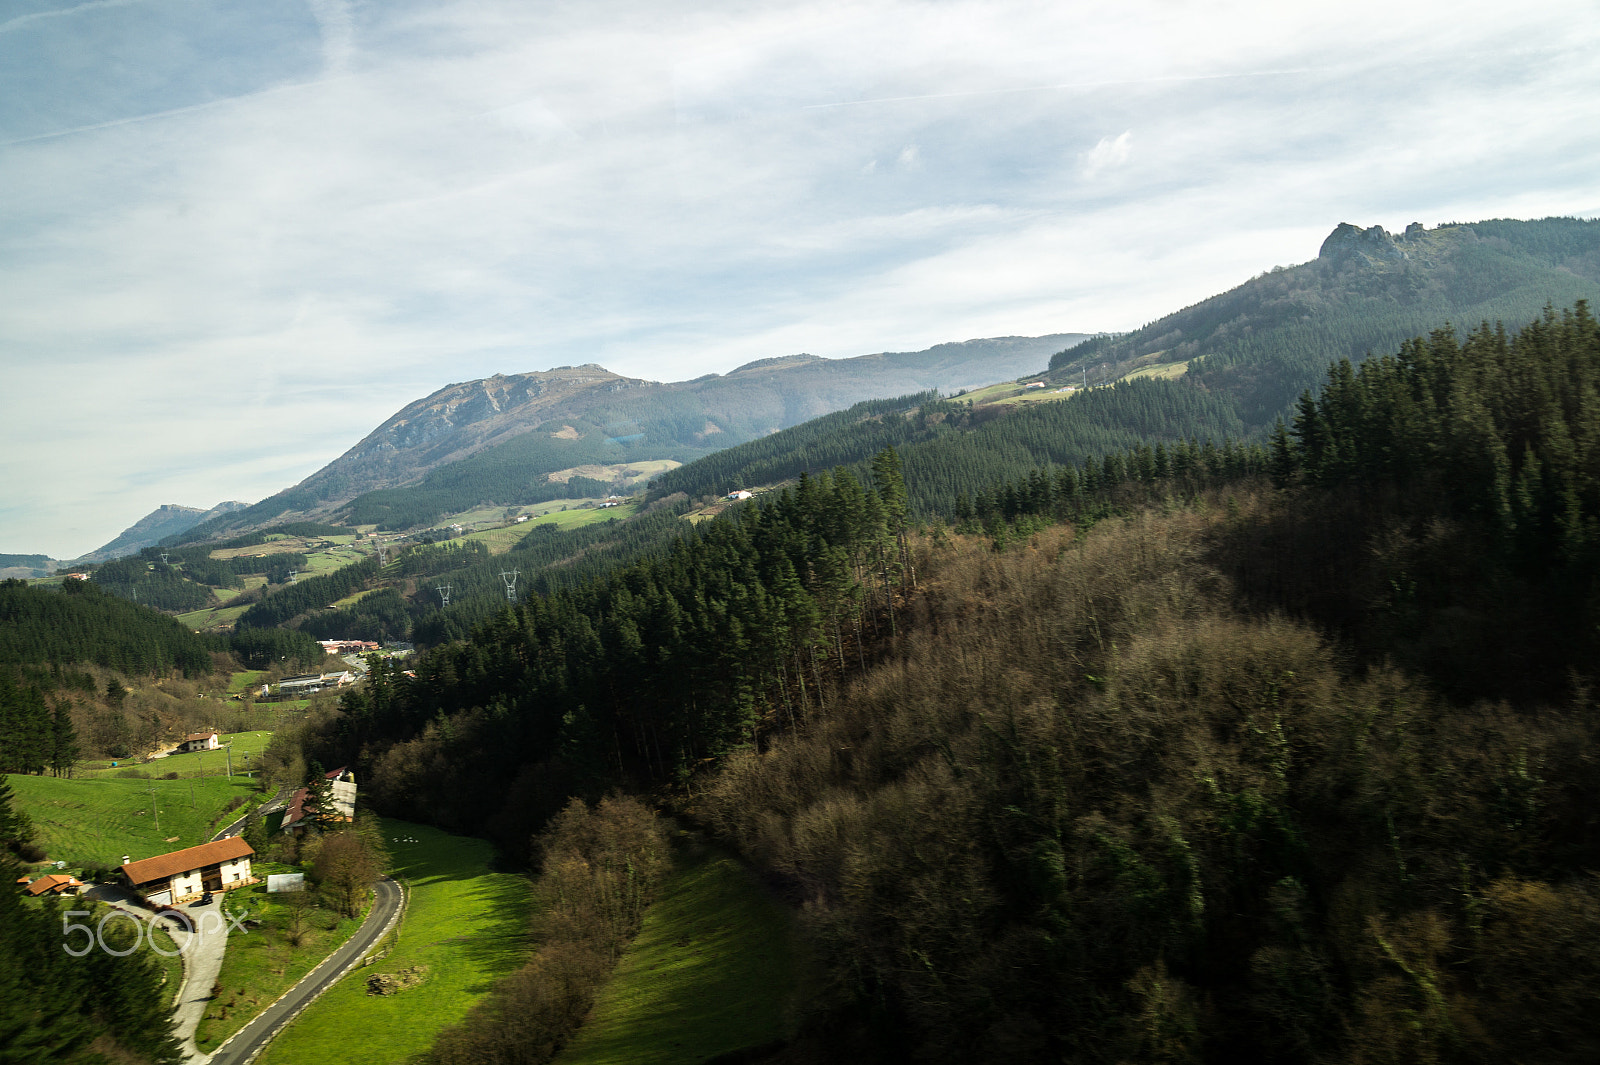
[0,779,181,1062]
[0,579,216,678]
[283,303,1600,1065]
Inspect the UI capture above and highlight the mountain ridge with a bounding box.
[74,501,249,564]
[167,333,1087,540]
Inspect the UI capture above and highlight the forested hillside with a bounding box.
[1050,217,1600,426]
[0,779,181,1062]
[284,302,1600,1064]
[0,579,217,677]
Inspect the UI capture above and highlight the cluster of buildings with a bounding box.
[276,670,357,695]
[317,640,381,655]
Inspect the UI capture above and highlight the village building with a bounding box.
[19,873,84,896]
[177,730,220,753]
[280,767,358,834]
[120,837,257,905]
[276,670,356,695]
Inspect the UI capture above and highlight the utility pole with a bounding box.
[225,744,232,778]
[437,584,451,608]
[500,569,518,603]
[147,786,159,833]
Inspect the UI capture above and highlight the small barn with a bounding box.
[120,837,256,905]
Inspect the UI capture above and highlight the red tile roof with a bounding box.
[120,837,254,887]
[24,873,81,895]
[183,731,219,743]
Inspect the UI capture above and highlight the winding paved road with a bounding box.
[200,876,405,1065]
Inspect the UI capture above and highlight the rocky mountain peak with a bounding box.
[1319,222,1428,265]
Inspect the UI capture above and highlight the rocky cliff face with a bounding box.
[1318,221,1429,264]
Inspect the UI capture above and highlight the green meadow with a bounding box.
[6,772,261,869]
[194,861,365,1053]
[259,819,534,1065]
[556,847,804,1065]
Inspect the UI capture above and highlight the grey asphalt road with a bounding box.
[202,876,404,1065]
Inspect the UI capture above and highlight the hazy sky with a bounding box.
[3,0,1597,558]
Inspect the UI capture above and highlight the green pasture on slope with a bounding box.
[226,671,267,693]
[5,772,261,869]
[556,846,804,1065]
[1123,359,1191,382]
[174,603,250,630]
[194,861,365,1053]
[531,501,639,530]
[259,819,534,1065]
[304,546,368,574]
[72,730,277,780]
[146,730,275,778]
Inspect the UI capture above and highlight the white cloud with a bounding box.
[1081,131,1132,179]
[2,0,1599,556]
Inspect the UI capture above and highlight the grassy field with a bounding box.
[226,671,267,693]
[152,731,273,778]
[1123,359,1191,382]
[959,379,1071,408]
[460,524,533,553]
[259,819,534,1065]
[460,502,639,550]
[443,504,525,526]
[529,502,638,530]
[211,543,307,561]
[329,587,382,608]
[556,846,804,1065]
[174,602,251,631]
[304,546,368,575]
[71,729,277,780]
[194,862,365,1053]
[6,773,263,869]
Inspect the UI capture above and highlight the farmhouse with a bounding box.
[280,766,358,834]
[120,837,257,905]
[177,730,220,753]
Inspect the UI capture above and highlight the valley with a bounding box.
[6,218,1600,1065]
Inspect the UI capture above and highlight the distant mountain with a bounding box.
[1048,217,1600,424]
[172,334,1087,537]
[76,501,249,563]
[0,553,61,579]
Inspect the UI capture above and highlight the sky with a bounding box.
[3,0,1598,559]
